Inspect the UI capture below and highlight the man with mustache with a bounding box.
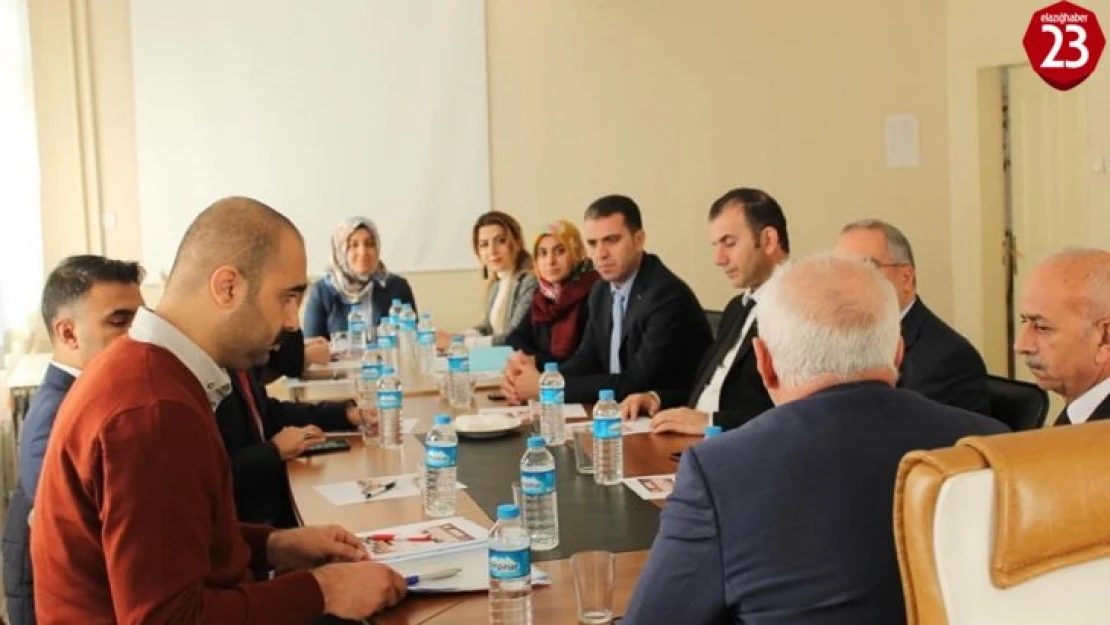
[31,197,406,623]
[1015,247,1110,426]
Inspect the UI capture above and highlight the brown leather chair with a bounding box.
[894,421,1110,624]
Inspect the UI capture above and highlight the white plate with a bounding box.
[453,414,520,439]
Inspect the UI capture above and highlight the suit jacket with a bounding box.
[624,381,1009,625]
[214,369,352,528]
[2,364,75,625]
[899,298,990,416]
[560,253,712,404]
[303,273,417,340]
[504,292,591,368]
[656,292,773,431]
[472,271,539,345]
[1054,389,1110,426]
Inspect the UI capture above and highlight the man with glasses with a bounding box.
[834,219,990,415]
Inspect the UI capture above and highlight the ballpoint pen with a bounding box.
[362,481,398,499]
[405,567,462,586]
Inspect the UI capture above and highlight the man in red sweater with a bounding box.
[30,197,406,623]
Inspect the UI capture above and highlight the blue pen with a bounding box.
[405,567,462,586]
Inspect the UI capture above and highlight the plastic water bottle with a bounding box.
[376,318,399,372]
[398,304,418,372]
[705,425,723,438]
[446,335,473,409]
[389,298,405,323]
[592,389,623,486]
[520,436,558,550]
[488,504,533,625]
[423,414,458,517]
[376,365,403,449]
[538,363,566,446]
[416,313,437,376]
[356,344,383,443]
[347,305,367,361]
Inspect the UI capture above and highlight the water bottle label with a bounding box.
[521,469,556,495]
[379,335,397,349]
[539,387,564,406]
[349,320,365,333]
[360,363,382,382]
[425,443,457,469]
[400,319,417,331]
[593,417,622,440]
[448,356,470,373]
[488,548,530,581]
[417,330,436,346]
[377,390,402,409]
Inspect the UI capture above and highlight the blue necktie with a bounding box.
[610,290,625,374]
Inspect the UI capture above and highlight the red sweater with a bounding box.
[30,338,325,624]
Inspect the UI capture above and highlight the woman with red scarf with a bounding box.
[504,219,600,368]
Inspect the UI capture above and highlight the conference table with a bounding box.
[286,388,700,624]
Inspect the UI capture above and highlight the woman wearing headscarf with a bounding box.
[303,217,416,339]
[504,219,599,367]
[439,211,537,348]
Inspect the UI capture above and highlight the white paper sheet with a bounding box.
[479,404,588,420]
[566,416,653,435]
[622,474,676,501]
[313,472,467,506]
[395,547,550,594]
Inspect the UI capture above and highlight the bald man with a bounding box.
[1015,247,1110,426]
[30,198,405,624]
[624,255,1006,625]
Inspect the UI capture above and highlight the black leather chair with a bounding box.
[986,374,1050,431]
[704,309,724,340]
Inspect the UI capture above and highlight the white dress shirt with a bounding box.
[1066,376,1110,425]
[128,307,232,410]
[49,361,82,379]
[694,289,760,421]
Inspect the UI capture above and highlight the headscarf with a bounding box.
[325,217,389,303]
[532,220,588,301]
[530,220,600,360]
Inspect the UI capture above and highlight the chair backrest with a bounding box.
[703,309,724,340]
[986,374,1049,431]
[895,422,1110,625]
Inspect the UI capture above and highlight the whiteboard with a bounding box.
[130,0,490,279]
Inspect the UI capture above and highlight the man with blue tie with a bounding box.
[1,255,145,625]
[624,254,1007,625]
[503,194,712,404]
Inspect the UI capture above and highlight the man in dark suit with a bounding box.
[1014,247,1110,426]
[835,219,991,415]
[624,254,1008,625]
[502,194,712,404]
[619,188,788,433]
[2,255,144,625]
[216,330,365,528]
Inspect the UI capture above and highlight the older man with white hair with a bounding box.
[1015,247,1110,425]
[623,254,1007,625]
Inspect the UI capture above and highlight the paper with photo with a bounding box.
[623,474,676,501]
[478,404,587,420]
[355,517,490,564]
[395,547,550,594]
[313,473,466,506]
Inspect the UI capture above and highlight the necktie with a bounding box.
[610,290,625,374]
[1055,405,1071,427]
[236,370,266,439]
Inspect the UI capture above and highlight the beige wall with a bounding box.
[945,0,1110,373]
[32,0,963,339]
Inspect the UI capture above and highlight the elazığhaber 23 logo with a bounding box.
[1023,1,1106,90]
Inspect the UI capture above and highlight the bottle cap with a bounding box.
[496,504,520,520]
[392,298,402,305]
[598,389,615,401]
[704,425,723,437]
[434,414,452,426]
[452,335,464,343]
[381,366,396,375]
[543,362,559,373]
[527,436,546,449]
